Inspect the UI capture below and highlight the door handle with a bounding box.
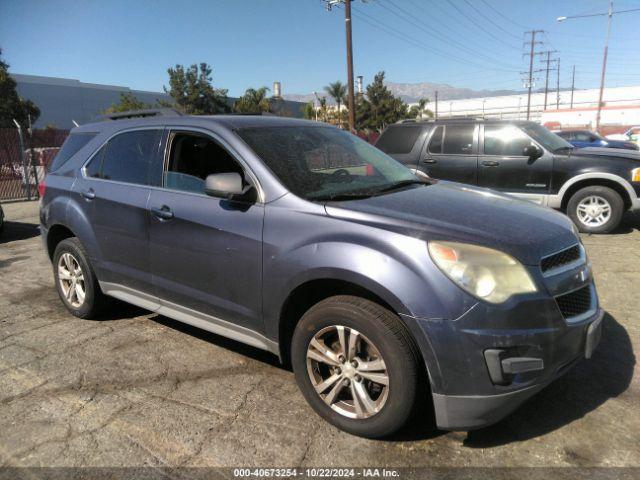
[423,158,438,164]
[151,206,174,220]
[81,188,95,200]
[482,160,500,167]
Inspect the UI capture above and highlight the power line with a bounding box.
[479,0,529,30]
[443,0,522,51]
[461,0,522,40]
[377,0,521,70]
[350,5,520,73]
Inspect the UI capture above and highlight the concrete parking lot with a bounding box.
[0,200,638,470]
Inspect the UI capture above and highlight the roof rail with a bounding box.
[99,108,183,122]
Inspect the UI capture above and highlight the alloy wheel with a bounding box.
[57,252,86,308]
[576,195,611,227]
[306,325,389,419]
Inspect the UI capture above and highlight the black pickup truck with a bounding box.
[376,119,640,233]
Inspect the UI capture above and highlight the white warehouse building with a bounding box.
[413,85,640,129]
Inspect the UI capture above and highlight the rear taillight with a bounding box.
[38,177,46,198]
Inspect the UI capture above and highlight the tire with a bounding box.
[0,205,4,234]
[567,185,624,234]
[53,237,106,319]
[291,295,419,438]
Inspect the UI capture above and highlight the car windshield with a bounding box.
[236,126,421,201]
[522,123,573,152]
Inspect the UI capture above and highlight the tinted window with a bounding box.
[237,126,416,201]
[85,146,105,178]
[100,130,161,185]
[555,131,571,139]
[521,123,571,152]
[574,132,595,142]
[164,133,245,194]
[49,133,96,172]
[428,126,444,154]
[442,125,474,155]
[484,125,534,156]
[376,126,423,154]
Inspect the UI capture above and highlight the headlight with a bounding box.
[632,167,640,182]
[428,241,537,304]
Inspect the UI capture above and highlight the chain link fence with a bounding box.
[0,127,69,201]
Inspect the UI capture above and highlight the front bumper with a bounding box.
[430,308,603,430]
[401,257,604,431]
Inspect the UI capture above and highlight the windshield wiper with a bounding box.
[310,192,375,202]
[371,179,426,195]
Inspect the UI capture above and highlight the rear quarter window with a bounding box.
[376,126,423,154]
[49,133,97,172]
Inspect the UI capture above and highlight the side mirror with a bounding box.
[522,145,543,159]
[204,173,251,200]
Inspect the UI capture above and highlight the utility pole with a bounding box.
[344,0,356,132]
[324,0,357,132]
[523,30,544,120]
[435,90,438,119]
[557,1,640,132]
[596,1,613,132]
[556,57,561,109]
[570,65,576,108]
[541,50,558,110]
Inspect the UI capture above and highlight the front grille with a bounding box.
[541,245,581,273]
[555,285,592,319]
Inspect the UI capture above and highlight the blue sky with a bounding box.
[1,0,639,96]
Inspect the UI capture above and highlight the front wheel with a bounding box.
[567,186,624,234]
[291,296,420,438]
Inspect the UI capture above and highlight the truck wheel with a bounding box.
[567,186,624,234]
[53,237,107,319]
[291,295,419,438]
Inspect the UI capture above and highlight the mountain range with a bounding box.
[283,81,523,105]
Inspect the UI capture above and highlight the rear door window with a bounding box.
[442,125,475,155]
[95,130,161,185]
[49,133,97,172]
[376,126,423,154]
[427,126,444,154]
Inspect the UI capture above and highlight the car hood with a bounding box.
[324,182,578,266]
[569,146,640,161]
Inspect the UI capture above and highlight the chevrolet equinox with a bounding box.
[40,110,603,438]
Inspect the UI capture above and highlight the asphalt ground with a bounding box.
[0,200,638,476]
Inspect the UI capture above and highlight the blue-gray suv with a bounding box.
[40,110,603,438]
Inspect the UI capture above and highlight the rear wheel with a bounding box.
[291,295,419,438]
[53,237,106,318]
[567,186,624,234]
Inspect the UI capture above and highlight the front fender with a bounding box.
[262,237,474,342]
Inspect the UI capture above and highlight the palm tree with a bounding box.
[417,97,429,118]
[234,86,270,114]
[318,96,329,123]
[324,81,347,127]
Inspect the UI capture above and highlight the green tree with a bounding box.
[234,86,270,114]
[355,71,410,131]
[302,101,316,120]
[0,48,40,127]
[318,96,329,123]
[324,81,347,126]
[104,92,150,114]
[416,97,434,118]
[163,63,230,114]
